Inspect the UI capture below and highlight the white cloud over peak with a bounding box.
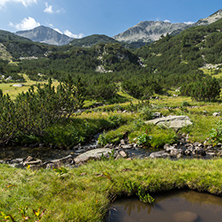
[164,20,171,23]
[64,30,84,39]
[184,21,195,25]
[54,28,63,34]
[0,0,37,8]
[10,17,40,30]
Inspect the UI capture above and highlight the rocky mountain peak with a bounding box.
[113,20,191,45]
[16,26,73,46]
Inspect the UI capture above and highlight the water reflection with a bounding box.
[107,190,222,222]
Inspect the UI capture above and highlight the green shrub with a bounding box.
[140,106,153,120]
[209,121,222,144]
[182,101,190,107]
[108,113,125,127]
[136,133,152,146]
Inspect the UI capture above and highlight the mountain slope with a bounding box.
[0,30,32,43]
[16,26,73,46]
[114,9,222,47]
[196,9,222,26]
[135,17,222,78]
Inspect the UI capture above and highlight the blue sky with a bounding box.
[0,0,221,38]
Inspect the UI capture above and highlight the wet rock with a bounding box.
[206,152,216,157]
[73,144,82,150]
[192,147,206,156]
[217,143,222,148]
[0,160,4,164]
[170,148,183,158]
[24,156,34,162]
[173,211,199,222]
[10,158,23,164]
[164,144,177,152]
[121,144,133,149]
[45,155,74,169]
[74,148,114,164]
[104,143,114,149]
[206,145,213,150]
[217,150,222,156]
[115,150,128,160]
[193,142,203,148]
[23,159,42,167]
[149,151,170,159]
[184,147,193,156]
[119,150,128,158]
[120,139,125,145]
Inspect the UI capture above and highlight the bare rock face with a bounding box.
[145,115,193,130]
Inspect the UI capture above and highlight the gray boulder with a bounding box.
[145,115,192,130]
[74,148,114,164]
[149,151,170,158]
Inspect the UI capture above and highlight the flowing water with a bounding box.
[107,190,222,222]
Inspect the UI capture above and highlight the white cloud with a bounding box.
[10,17,40,30]
[164,20,171,23]
[64,30,84,39]
[44,2,53,14]
[184,21,195,25]
[54,28,63,34]
[0,0,37,8]
[43,2,64,14]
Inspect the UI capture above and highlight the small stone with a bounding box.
[119,150,128,158]
[120,139,125,145]
[24,156,33,162]
[121,144,133,149]
[206,152,216,157]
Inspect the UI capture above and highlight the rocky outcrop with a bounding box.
[145,115,193,130]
